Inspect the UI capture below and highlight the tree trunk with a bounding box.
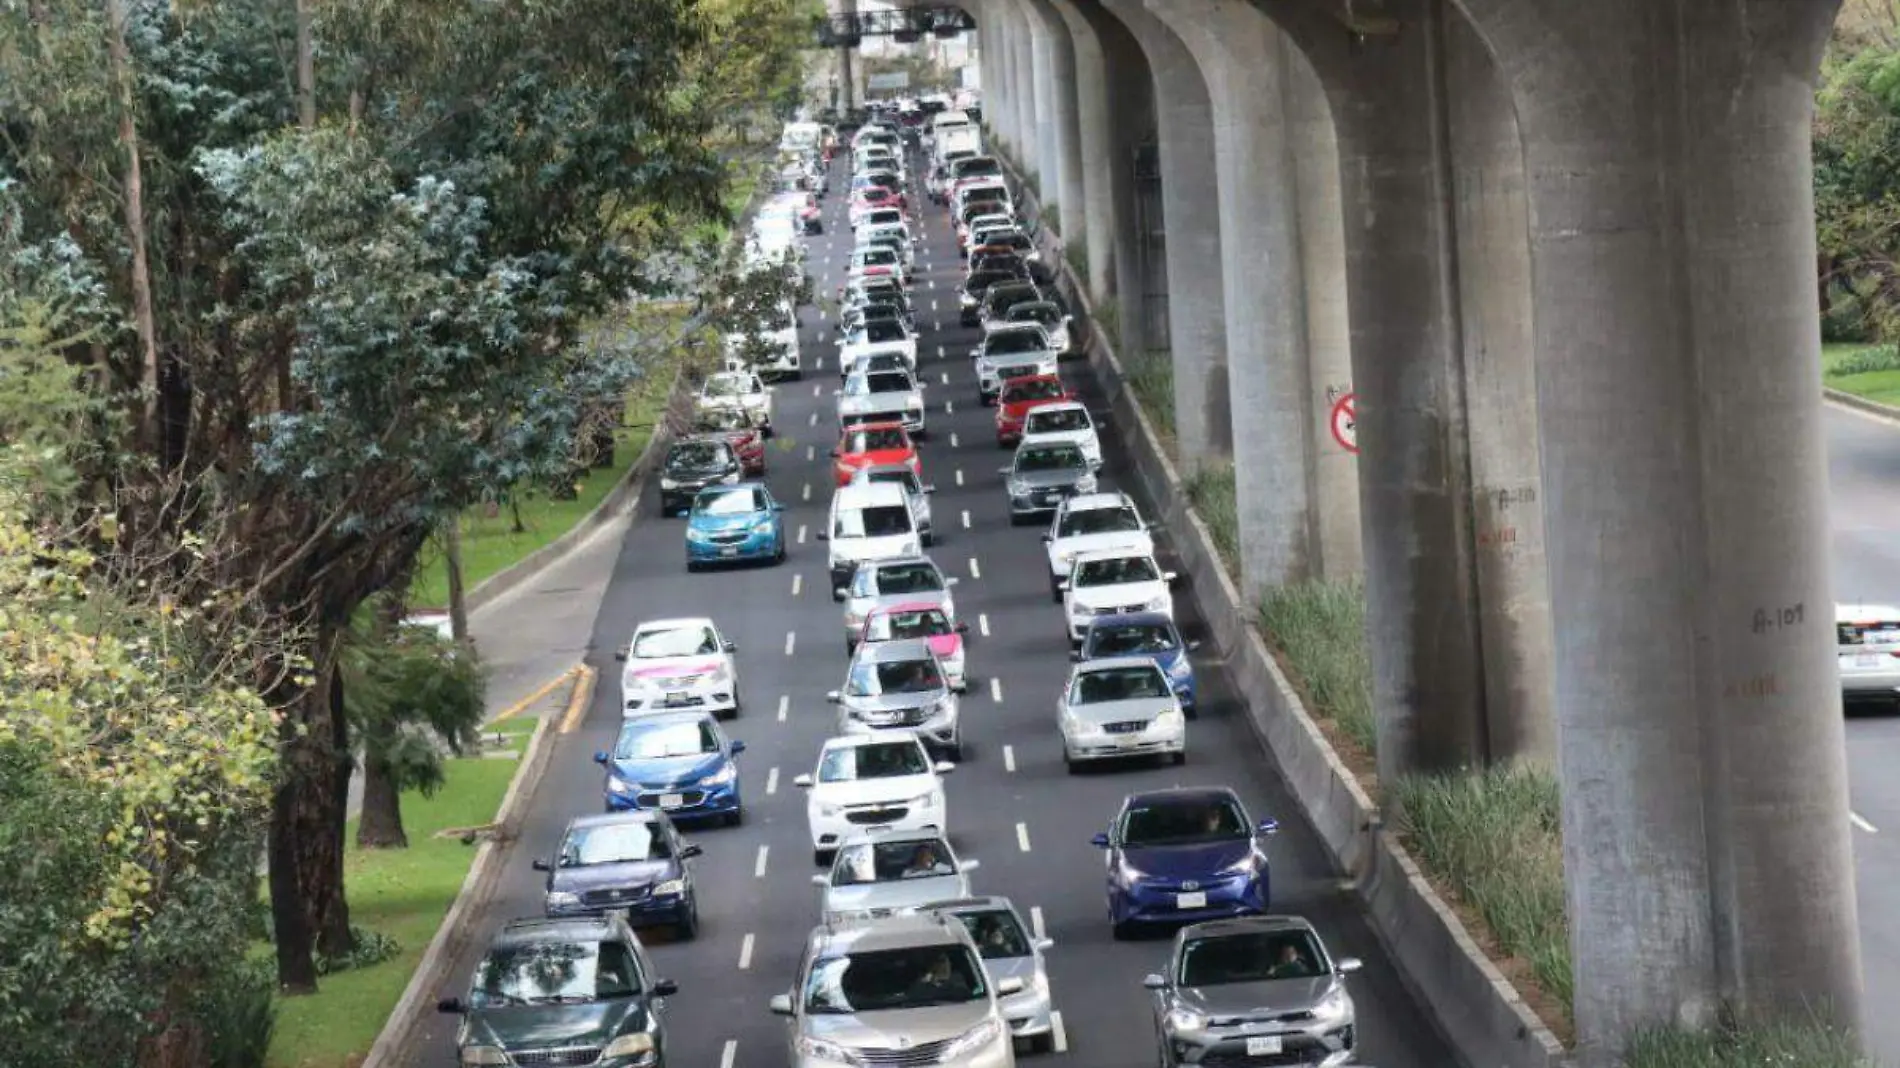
[355,744,408,849]
[104,0,161,452]
[295,0,316,130]
[510,496,525,534]
[269,630,353,989]
[316,656,355,960]
[267,770,319,994]
[445,521,470,645]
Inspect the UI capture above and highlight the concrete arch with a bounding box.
[1080,0,1232,466]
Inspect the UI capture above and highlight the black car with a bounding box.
[968,251,1031,279]
[980,282,1046,330]
[960,269,1021,325]
[659,438,740,516]
[534,810,704,937]
[438,914,678,1068]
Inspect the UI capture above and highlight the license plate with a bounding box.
[659,793,685,809]
[1245,1035,1284,1057]
[720,546,739,557]
[1176,891,1207,909]
[665,691,688,705]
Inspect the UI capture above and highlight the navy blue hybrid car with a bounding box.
[533,810,704,938]
[1075,612,1202,714]
[596,711,746,825]
[1091,787,1279,939]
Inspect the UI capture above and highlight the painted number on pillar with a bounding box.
[1723,673,1781,700]
[1330,393,1357,455]
[1750,603,1806,635]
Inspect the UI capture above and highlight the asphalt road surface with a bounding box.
[410,157,1457,1066]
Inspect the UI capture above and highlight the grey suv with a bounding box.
[769,913,1021,1068]
[1143,916,1363,1067]
[829,638,963,756]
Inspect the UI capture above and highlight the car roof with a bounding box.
[1179,915,1318,941]
[864,554,936,571]
[833,480,910,507]
[1026,400,1087,415]
[634,616,716,633]
[492,916,621,948]
[820,729,925,750]
[611,710,718,733]
[1073,655,1168,674]
[1072,546,1154,563]
[869,600,951,617]
[810,912,969,954]
[1086,611,1177,629]
[927,895,1023,917]
[1122,785,1245,809]
[566,808,668,832]
[839,824,948,846]
[851,636,939,662]
[1061,492,1133,511]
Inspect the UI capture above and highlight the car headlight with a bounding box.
[816,801,841,817]
[686,527,712,542]
[1076,474,1098,493]
[601,1032,660,1061]
[700,762,737,786]
[1316,985,1351,1020]
[653,878,688,897]
[608,775,637,794]
[461,1046,510,1066]
[960,292,977,306]
[899,540,919,555]
[1008,479,1030,496]
[1165,1007,1209,1034]
[660,477,680,490]
[545,891,580,908]
[1153,708,1185,729]
[942,1018,1002,1059]
[1145,596,1169,612]
[794,1035,863,1065]
[1168,656,1193,678]
[1062,709,1093,734]
[1071,604,1098,617]
[750,518,777,534]
[1217,852,1258,876]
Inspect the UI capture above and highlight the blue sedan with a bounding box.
[1075,612,1202,714]
[1091,786,1279,939]
[595,711,746,826]
[685,483,786,570]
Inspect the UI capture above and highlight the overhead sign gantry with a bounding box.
[815,6,976,48]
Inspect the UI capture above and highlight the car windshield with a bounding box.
[986,330,1046,355]
[1059,506,1140,537]
[693,487,764,516]
[1073,665,1171,703]
[1016,445,1086,473]
[559,821,673,866]
[1089,622,1179,656]
[875,563,943,594]
[631,625,718,658]
[695,409,749,431]
[867,609,952,641]
[667,443,727,469]
[1075,555,1160,587]
[1011,303,1062,325]
[868,209,903,226]
[847,427,909,453]
[835,504,913,539]
[952,909,1031,960]
[863,320,908,344]
[1028,408,1090,433]
[1179,930,1327,986]
[867,372,913,394]
[1121,797,1249,846]
[833,837,958,885]
[846,657,944,696]
[613,719,720,760]
[802,944,988,1014]
[961,202,1006,224]
[955,159,1002,177]
[705,373,749,396]
[856,248,898,267]
[818,740,932,782]
[1004,379,1065,403]
[471,939,644,1007]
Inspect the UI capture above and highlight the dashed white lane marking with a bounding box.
[937,345,946,358]
[941,371,950,385]
[819,308,827,321]
[815,356,823,370]
[806,445,816,461]
[945,400,954,415]
[955,469,964,487]
[754,845,770,878]
[738,933,756,970]
[961,510,971,529]
[1016,822,1032,852]
[784,630,797,656]
[802,482,812,502]
[1854,812,1879,833]
[797,524,808,544]
[931,299,939,312]
[1051,1012,1070,1053]
[927,278,935,290]
[1030,905,1046,939]
[969,557,982,579]
[1003,744,1017,773]
[950,432,960,448]
[979,613,991,637]
[720,1040,738,1068]
[808,411,818,426]
[991,677,1003,703]
[791,573,803,597]
[766,767,780,795]
[813,383,822,397]
[777,694,789,722]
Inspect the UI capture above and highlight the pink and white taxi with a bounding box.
[858,601,969,693]
[614,617,741,718]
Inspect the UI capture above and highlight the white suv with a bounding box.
[1044,493,1154,601]
[1060,550,1176,645]
[794,733,954,866]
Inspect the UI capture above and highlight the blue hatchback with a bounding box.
[1075,612,1201,713]
[1091,786,1279,939]
[685,483,785,570]
[595,711,746,825]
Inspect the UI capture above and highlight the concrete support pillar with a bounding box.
[1020,0,1084,239]
[1024,6,1061,203]
[1007,7,1039,176]
[1441,15,1554,767]
[1065,0,1153,334]
[1045,0,1115,298]
[1142,0,1311,592]
[1450,0,1862,1057]
[987,3,1019,149]
[1092,0,1229,466]
[1282,42,1361,580]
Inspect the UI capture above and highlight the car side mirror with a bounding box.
[1141,974,1168,991]
[769,993,795,1016]
[1040,533,1052,543]
[594,750,610,764]
[829,448,840,457]
[1186,640,1203,652]
[1056,579,1070,591]
[679,844,704,860]
[1337,957,1364,975]
[816,531,831,541]
[996,977,1025,996]
[1090,832,1111,848]
[793,773,815,788]
[1163,571,1179,584]
[613,648,628,662]
[961,858,981,872]
[811,873,829,886]
[1036,937,1055,952]
[945,577,960,587]
[532,858,551,872]
[651,978,678,997]
[723,640,738,653]
[934,761,956,775]
[772,503,785,512]
[997,467,1012,475]
[1257,818,1281,836]
[955,622,970,634]
[1069,649,1083,662]
[437,997,467,1014]
[730,739,747,754]
[826,690,843,703]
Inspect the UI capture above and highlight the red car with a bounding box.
[995,375,1071,446]
[693,411,766,475]
[832,420,921,486]
[857,186,905,214]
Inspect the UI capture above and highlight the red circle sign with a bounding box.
[1330,393,1357,454]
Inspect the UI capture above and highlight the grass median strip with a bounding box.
[266,715,540,1068]
[1822,341,1900,405]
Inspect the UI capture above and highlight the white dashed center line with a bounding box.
[720,1039,738,1068]
[961,510,971,529]
[969,557,982,579]
[941,371,950,385]
[738,933,755,970]
[1030,905,1046,940]
[802,482,812,502]
[1051,1012,1070,1053]
[765,767,780,795]
[979,613,991,637]
[784,631,797,656]
[777,694,789,722]
[805,445,815,461]
[808,411,817,426]
[754,845,770,878]
[813,383,821,397]
[955,468,964,487]
[944,400,954,415]
[797,524,808,544]
[1003,744,1016,773]
[1016,822,1032,852]
[950,432,960,448]
[1854,812,1879,834]
[937,345,946,359]
[991,677,1003,703]
[791,573,803,597]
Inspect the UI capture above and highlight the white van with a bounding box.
[935,125,981,162]
[781,121,822,154]
[821,481,922,597]
[1838,603,1900,705]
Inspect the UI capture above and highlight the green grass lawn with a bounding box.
[267,716,540,1068]
[1821,341,1900,405]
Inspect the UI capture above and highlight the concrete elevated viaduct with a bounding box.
[853,0,1867,1062]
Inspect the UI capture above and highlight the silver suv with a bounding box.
[829,639,963,757]
[769,913,1021,1068]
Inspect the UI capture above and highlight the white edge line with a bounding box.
[979,613,991,637]
[1051,1011,1069,1053]
[720,1039,738,1068]
[738,932,756,970]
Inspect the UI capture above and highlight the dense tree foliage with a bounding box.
[1816,7,1900,340]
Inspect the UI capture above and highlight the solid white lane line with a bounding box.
[720,1040,738,1068]
[1854,812,1879,833]
[961,510,971,529]
[791,573,803,597]
[797,524,808,544]
[991,677,1003,703]
[754,845,770,878]
[969,557,982,579]
[777,694,789,722]
[1030,905,1045,939]
[784,631,797,657]
[1051,1012,1070,1054]
[1003,744,1017,773]
[950,432,960,448]
[1016,822,1032,852]
[979,613,991,637]
[766,767,780,795]
[738,933,755,970]
[802,482,812,502]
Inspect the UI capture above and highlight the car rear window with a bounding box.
[1839,620,1900,646]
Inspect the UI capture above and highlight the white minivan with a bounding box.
[820,481,923,598]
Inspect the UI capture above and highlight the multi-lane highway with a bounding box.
[411,155,1457,1066]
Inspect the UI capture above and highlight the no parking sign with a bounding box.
[1330,393,1357,455]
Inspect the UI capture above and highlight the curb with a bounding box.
[360,669,574,1068]
[1039,230,1566,1066]
[1824,386,1900,424]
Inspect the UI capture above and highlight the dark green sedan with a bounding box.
[437,915,676,1067]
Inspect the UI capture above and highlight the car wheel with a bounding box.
[1170,750,1186,767]
[1111,919,1137,941]
[1008,513,1025,527]
[1064,750,1079,775]
[761,423,775,439]
[1024,1033,1054,1056]
[676,899,699,941]
[686,560,701,573]
[725,808,744,827]
[774,541,787,564]
[1049,583,1063,604]
[946,740,964,761]
[729,687,742,717]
